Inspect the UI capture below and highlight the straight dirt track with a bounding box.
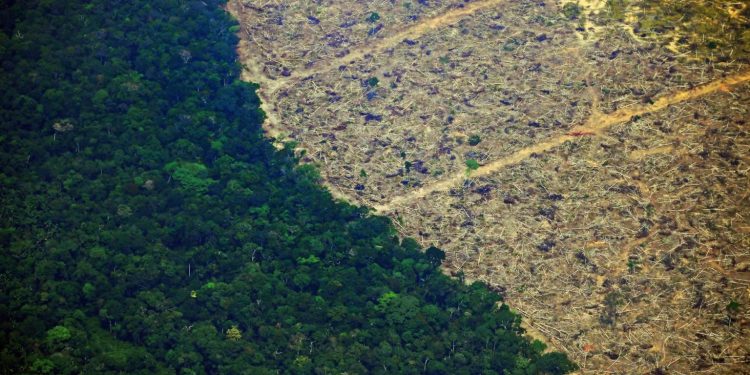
[373,70,750,212]
[267,0,510,92]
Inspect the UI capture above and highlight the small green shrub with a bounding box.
[468,134,482,146]
[465,159,480,172]
[367,12,380,23]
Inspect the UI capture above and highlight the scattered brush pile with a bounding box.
[276,2,594,203]
[233,0,467,80]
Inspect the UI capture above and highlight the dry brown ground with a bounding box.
[228,0,750,373]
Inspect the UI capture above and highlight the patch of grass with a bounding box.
[606,0,627,21]
[562,3,581,20]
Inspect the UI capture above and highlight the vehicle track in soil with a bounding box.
[373,70,750,213]
[228,0,512,140]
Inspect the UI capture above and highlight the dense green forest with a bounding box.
[0,0,575,373]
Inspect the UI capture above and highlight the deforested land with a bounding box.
[229,1,750,373]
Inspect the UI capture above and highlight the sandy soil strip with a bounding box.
[227,0,508,142]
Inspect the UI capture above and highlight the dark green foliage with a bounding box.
[468,134,482,146]
[727,300,740,314]
[425,246,446,267]
[0,0,576,374]
[367,12,381,23]
[726,300,741,323]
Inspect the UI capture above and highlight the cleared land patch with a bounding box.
[390,83,750,373]
[230,0,750,373]
[274,2,595,204]
[376,70,750,212]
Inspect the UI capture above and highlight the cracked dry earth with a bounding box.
[228,1,750,373]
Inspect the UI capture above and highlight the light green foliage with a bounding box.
[297,254,320,265]
[465,159,480,172]
[30,358,55,374]
[82,283,96,298]
[292,355,312,370]
[46,326,71,345]
[377,291,399,309]
[91,89,109,108]
[164,161,216,194]
[226,326,242,341]
[210,138,225,151]
[88,246,107,258]
[376,291,420,324]
[515,356,530,370]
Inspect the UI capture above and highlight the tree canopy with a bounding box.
[0,0,576,373]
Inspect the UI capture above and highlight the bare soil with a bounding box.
[229,0,750,373]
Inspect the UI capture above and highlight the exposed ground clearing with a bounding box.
[229,0,515,143]
[391,82,750,373]
[275,0,512,87]
[271,1,597,205]
[375,69,750,212]
[230,0,750,372]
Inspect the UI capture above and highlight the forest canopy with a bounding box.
[0,0,575,373]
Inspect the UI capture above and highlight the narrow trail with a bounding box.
[628,145,675,160]
[373,70,750,213]
[267,0,509,94]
